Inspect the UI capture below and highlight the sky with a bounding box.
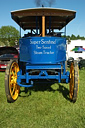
[0,0,85,37]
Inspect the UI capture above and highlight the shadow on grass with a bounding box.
[57,83,70,101]
[19,81,55,97]
[19,88,32,97]
[19,81,70,102]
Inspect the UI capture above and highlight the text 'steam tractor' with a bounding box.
[5,7,79,103]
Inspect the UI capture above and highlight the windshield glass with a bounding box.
[0,47,18,56]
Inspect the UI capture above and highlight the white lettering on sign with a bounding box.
[36,45,51,50]
[34,51,43,54]
[34,50,54,55]
[30,39,56,45]
[43,50,54,54]
[30,39,56,55]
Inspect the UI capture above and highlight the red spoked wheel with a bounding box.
[5,60,20,103]
[69,60,79,103]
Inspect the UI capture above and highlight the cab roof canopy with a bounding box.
[11,7,76,30]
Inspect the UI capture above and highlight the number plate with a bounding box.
[1,66,7,68]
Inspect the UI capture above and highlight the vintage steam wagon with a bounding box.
[5,7,79,103]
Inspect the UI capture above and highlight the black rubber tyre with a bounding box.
[69,60,79,103]
[5,59,20,103]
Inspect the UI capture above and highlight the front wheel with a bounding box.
[5,60,20,103]
[69,60,79,103]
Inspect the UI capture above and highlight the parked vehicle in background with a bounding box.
[0,47,18,71]
[78,59,85,69]
[78,57,83,60]
[14,45,19,52]
[77,57,83,62]
[67,57,74,67]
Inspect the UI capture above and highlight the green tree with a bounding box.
[77,35,80,39]
[0,26,20,46]
[81,36,85,40]
[0,40,5,46]
[70,34,77,40]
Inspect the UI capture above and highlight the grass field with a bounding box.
[0,69,85,128]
